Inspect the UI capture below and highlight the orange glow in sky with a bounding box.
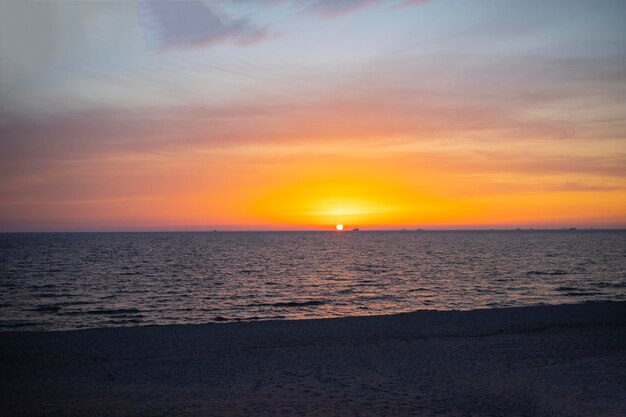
[1,1,625,231]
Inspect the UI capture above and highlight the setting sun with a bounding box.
[336,224,344,231]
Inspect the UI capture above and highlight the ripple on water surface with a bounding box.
[0,231,625,331]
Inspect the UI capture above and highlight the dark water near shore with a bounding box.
[1,230,625,331]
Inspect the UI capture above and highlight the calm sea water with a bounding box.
[1,231,625,331]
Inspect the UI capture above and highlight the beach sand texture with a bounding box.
[1,302,625,416]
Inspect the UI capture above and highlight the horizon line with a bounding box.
[2,227,626,234]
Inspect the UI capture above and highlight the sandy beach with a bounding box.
[1,302,624,417]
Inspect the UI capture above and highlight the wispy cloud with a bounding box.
[553,182,626,192]
[391,0,431,9]
[231,0,432,18]
[304,0,380,17]
[305,0,433,17]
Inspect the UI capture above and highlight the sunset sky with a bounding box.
[1,0,625,231]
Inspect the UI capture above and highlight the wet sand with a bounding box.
[1,302,625,416]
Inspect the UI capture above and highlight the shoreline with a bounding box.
[2,302,625,416]
[2,299,624,335]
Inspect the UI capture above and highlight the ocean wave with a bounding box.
[526,270,568,276]
[0,321,41,328]
[560,291,601,297]
[31,304,61,313]
[555,286,578,291]
[212,315,287,322]
[596,282,626,288]
[270,300,326,308]
[36,293,75,298]
[29,284,56,290]
[104,318,143,325]
[58,308,142,316]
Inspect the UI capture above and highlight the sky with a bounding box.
[0,0,625,231]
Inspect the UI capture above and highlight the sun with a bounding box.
[336,224,344,231]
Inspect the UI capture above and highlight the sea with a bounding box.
[1,230,624,331]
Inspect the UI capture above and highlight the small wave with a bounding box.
[111,313,145,319]
[408,288,432,293]
[84,308,142,315]
[526,270,568,276]
[352,265,390,273]
[99,294,117,300]
[596,282,626,289]
[475,288,501,294]
[270,300,326,308]
[556,286,578,291]
[173,307,194,312]
[30,300,96,313]
[240,315,287,321]
[37,293,74,298]
[29,284,56,290]
[54,301,95,306]
[212,315,286,322]
[358,279,383,285]
[561,291,601,297]
[59,308,142,316]
[104,318,143,324]
[31,304,61,313]
[0,321,41,328]
[352,294,396,302]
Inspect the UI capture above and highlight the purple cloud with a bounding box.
[305,0,379,17]
[138,0,270,48]
[133,0,435,49]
